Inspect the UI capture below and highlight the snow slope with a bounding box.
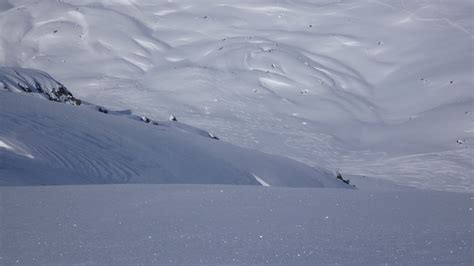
[1,185,471,265]
[0,88,348,188]
[0,0,471,191]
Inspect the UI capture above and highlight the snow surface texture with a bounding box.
[0,89,349,188]
[1,185,472,265]
[0,0,471,191]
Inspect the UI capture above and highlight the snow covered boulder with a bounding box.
[0,67,81,105]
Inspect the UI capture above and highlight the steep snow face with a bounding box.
[0,90,348,188]
[0,0,472,191]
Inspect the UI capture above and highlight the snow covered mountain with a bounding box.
[0,0,471,191]
[1,1,473,265]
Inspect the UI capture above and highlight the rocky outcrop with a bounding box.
[0,67,81,105]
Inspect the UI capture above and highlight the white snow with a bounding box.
[0,0,472,264]
[0,0,471,191]
[252,173,271,187]
[0,139,34,159]
[0,140,13,151]
[0,185,471,265]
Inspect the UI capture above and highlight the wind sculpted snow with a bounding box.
[0,0,471,191]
